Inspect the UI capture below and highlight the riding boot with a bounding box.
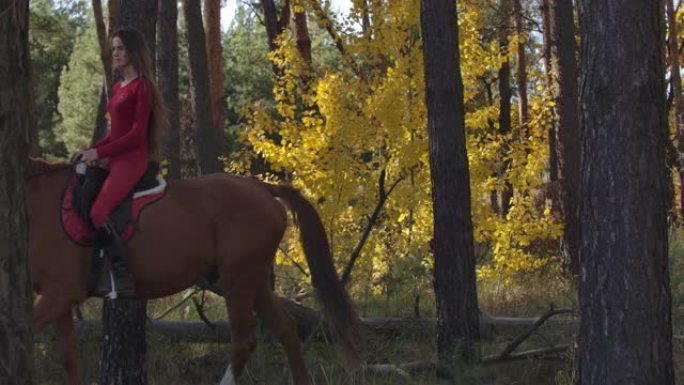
[88,244,109,297]
[95,221,136,299]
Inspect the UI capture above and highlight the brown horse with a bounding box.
[25,158,362,385]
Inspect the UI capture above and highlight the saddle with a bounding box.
[62,162,167,245]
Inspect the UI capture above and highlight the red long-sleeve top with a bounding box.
[92,77,152,160]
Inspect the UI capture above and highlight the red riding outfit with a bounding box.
[90,76,152,228]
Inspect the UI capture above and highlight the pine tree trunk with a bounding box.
[666,0,684,221]
[99,300,148,385]
[550,0,580,275]
[99,2,155,383]
[92,85,109,143]
[93,0,113,93]
[498,0,513,217]
[183,0,220,174]
[540,0,560,213]
[158,0,181,179]
[420,0,480,365]
[577,1,673,383]
[513,0,528,133]
[92,0,113,143]
[203,0,226,160]
[109,0,120,35]
[0,1,33,383]
[119,0,156,65]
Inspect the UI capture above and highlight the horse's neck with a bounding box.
[25,168,68,225]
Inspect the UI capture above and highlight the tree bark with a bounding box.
[0,1,33,383]
[119,0,156,66]
[93,0,113,94]
[540,0,560,213]
[109,0,120,35]
[666,0,684,221]
[91,0,114,143]
[183,0,221,174]
[158,0,180,179]
[513,0,528,134]
[498,0,514,217]
[577,0,673,384]
[98,300,147,385]
[550,0,580,275]
[420,0,480,364]
[99,2,155,384]
[293,9,312,65]
[203,0,226,161]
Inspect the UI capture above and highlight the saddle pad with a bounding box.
[62,171,166,245]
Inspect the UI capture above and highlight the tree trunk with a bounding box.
[261,0,290,52]
[550,0,580,275]
[119,0,156,66]
[183,0,220,174]
[98,300,148,385]
[91,0,114,143]
[420,0,480,364]
[93,0,113,93]
[293,10,312,65]
[0,1,33,383]
[498,0,513,217]
[667,0,684,221]
[158,0,180,180]
[513,0,528,134]
[109,0,120,36]
[92,84,109,143]
[203,0,226,161]
[540,0,560,213]
[577,0,673,384]
[99,2,155,384]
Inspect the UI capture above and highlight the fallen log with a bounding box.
[73,301,577,344]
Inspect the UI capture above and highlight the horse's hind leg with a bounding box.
[220,291,257,385]
[255,288,312,385]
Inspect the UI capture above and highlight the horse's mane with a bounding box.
[26,158,71,179]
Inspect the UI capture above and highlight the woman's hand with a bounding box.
[80,149,99,162]
[70,149,99,164]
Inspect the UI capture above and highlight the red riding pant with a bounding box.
[90,156,147,228]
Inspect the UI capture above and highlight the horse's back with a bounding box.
[128,173,287,297]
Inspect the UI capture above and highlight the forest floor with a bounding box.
[33,235,684,385]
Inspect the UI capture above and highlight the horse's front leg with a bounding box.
[53,313,82,385]
[34,295,83,385]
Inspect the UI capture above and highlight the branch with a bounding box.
[152,289,200,320]
[482,345,570,365]
[72,308,577,343]
[192,293,217,330]
[492,306,573,361]
[340,169,405,286]
[307,0,365,80]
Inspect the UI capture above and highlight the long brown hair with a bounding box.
[112,27,169,160]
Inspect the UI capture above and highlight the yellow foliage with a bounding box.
[235,0,561,291]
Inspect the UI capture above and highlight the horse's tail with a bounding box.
[265,183,364,369]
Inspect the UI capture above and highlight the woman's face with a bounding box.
[111,37,130,70]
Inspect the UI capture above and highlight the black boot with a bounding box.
[88,244,109,297]
[94,221,136,298]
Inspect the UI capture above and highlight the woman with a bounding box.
[74,27,167,297]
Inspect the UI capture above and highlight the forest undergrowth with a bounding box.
[31,228,684,385]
